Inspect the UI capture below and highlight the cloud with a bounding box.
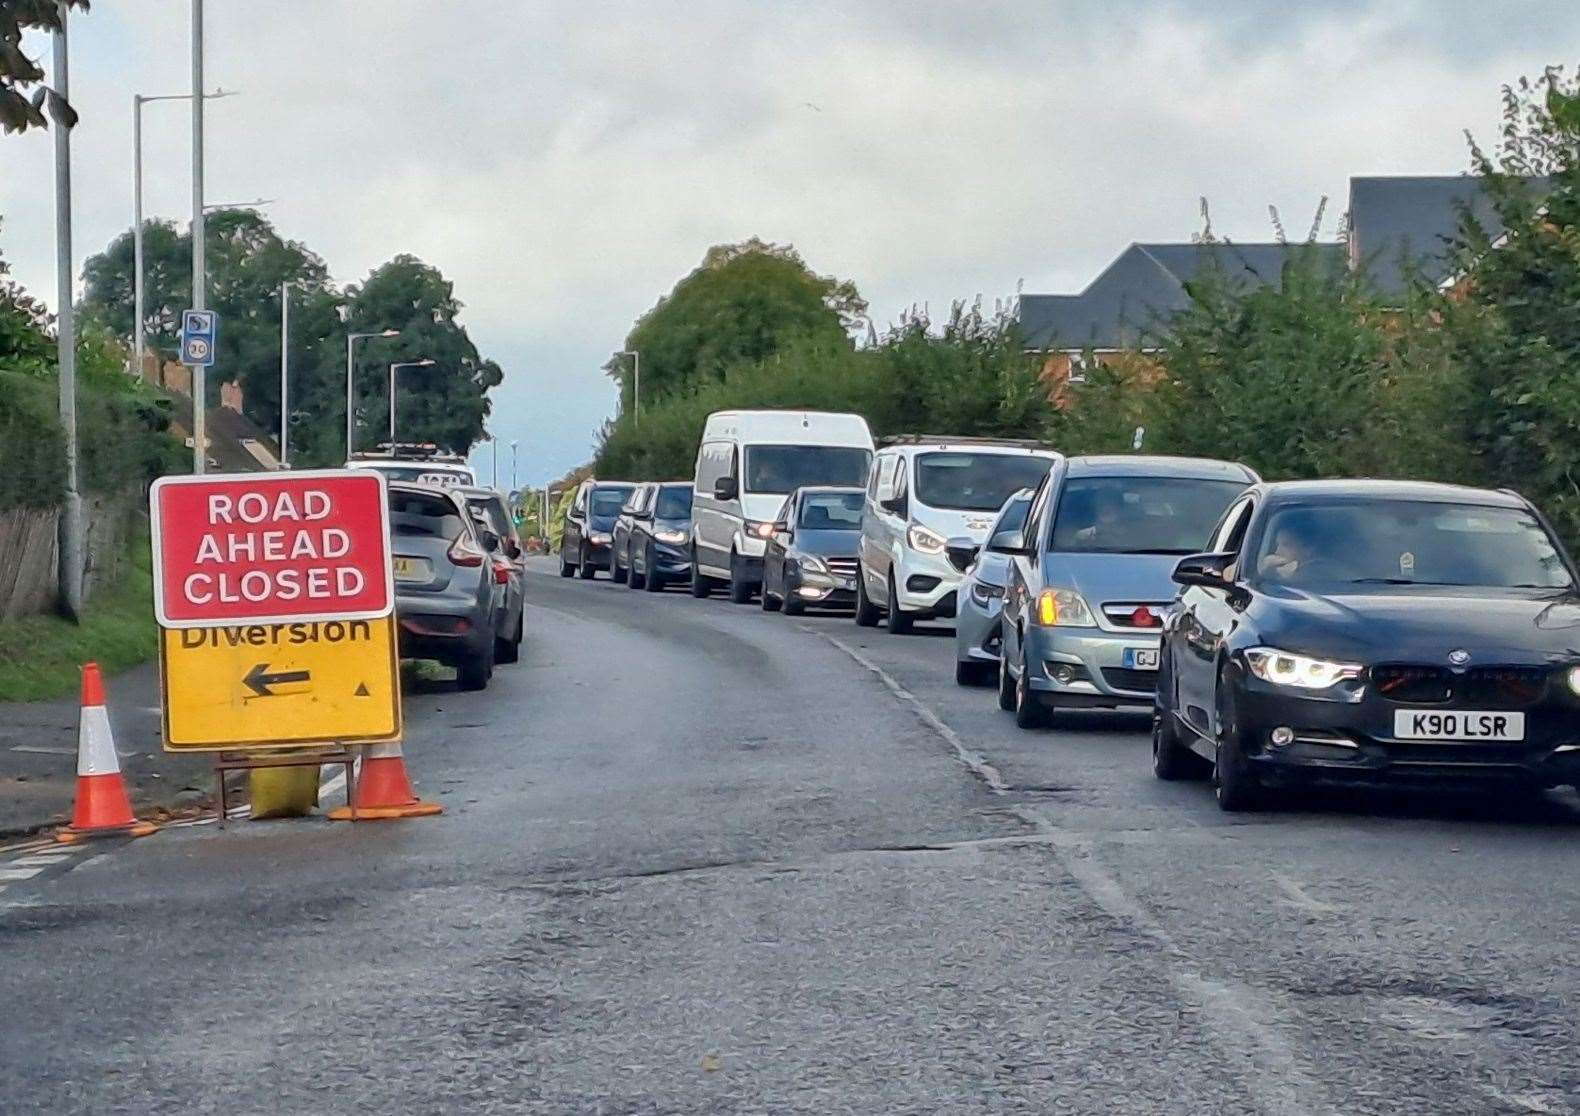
[2,1,1575,482]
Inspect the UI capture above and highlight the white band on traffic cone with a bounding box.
[77,705,121,777]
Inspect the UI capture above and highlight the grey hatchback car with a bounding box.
[996,455,1257,729]
[389,481,502,691]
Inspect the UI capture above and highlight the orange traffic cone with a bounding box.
[57,664,157,844]
[328,738,442,821]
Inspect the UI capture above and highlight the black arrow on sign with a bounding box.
[243,663,311,697]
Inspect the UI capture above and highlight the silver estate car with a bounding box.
[950,489,1035,686]
[996,455,1257,729]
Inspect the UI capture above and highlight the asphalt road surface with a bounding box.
[4,558,1580,1113]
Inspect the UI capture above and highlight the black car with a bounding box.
[611,483,657,584]
[761,486,864,615]
[560,479,635,579]
[1154,479,1580,810]
[628,482,695,592]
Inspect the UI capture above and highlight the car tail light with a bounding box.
[447,535,486,568]
[491,559,511,585]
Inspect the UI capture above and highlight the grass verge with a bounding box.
[0,532,157,703]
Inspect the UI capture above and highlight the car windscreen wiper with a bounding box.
[1349,578,1479,586]
[1121,547,1199,555]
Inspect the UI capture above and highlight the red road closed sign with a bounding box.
[150,469,394,628]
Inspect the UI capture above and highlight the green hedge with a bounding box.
[0,368,179,512]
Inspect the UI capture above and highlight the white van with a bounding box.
[691,410,875,602]
[857,437,1059,633]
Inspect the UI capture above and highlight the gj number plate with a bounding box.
[1123,647,1160,670]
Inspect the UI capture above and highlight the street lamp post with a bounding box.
[279,281,292,467]
[387,359,435,446]
[617,350,641,425]
[132,88,232,382]
[344,330,400,459]
[511,440,518,492]
[491,437,499,490]
[52,5,82,618]
[191,0,206,473]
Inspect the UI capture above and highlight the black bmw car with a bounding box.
[1154,479,1580,811]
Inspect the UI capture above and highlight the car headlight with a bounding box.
[745,520,774,540]
[1034,588,1096,627]
[907,523,946,554]
[798,555,829,575]
[1246,648,1362,689]
[970,581,1005,607]
[654,528,687,545]
[588,531,611,545]
[1567,665,1580,696]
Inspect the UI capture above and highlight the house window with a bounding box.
[1066,352,1093,385]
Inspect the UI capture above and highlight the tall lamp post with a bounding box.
[50,5,82,618]
[510,440,518,492]
[387,359,435,446]
[344,329,400,458]
[617,349,641,425]
[132,88,232,382]
[190,0,206,473]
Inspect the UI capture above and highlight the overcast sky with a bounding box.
[2,2,1574,487]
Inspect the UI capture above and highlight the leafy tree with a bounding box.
[339,255,503,460]
[81,218,190,363]
[610,238,865,411]
[1145,242,1429,480]
[1439,67,1580,545]
[0,217,53,375]
[0,0,87,134]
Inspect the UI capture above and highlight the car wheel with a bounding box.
[612,548,628,584]
[997,641,1017,712]
[457,639,494,691]
[727,551,754,604]
[644,546,665,593]
[782,592,805,616]
[885,573,913,634]
[955,659,994,687]
[761,582,781,611]
[628,550,646,590]
[1213,672,1263,811]
[1152,710,1206,780]
[854,564,880,627]
[558,547,574,578]
[689,549,712,598]
[494,610,521,664]
[1014,644,1050,729]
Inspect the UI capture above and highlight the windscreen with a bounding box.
[467,497,513,541]
[914,452,1053,512]
[1050,476,1247,554]
[745,445,872,495]
[1254,501,1574,589]
[654,487,693,519]
[590,487,633,518]
[389,491,468,540]
[799,492,864,530]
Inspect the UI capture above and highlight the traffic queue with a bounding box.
[561,409,1580,813]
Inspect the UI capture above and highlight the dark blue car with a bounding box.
[1155,479,1580,810]
[560,479,635,579]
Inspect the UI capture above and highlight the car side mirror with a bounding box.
[880,494,907,516]
[714,476,738,501]
[1172,551,1235,588]
[986,527,1033,556]
[505,539,522,560]
[944,536,979,574]
[479,529,502,553]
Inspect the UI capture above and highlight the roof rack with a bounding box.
[876,434,1054,450]
[353,442,469,464]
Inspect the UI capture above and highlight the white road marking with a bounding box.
[808,629,1010,794]
[1271,871,1340,914]
[0,867,44,882]
[9,744,77,756]
[806,625,1335,1116]
[9,853,72,867]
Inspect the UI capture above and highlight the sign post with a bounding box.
[149,469,401,757]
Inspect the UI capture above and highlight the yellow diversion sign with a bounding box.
[161,617,402,750]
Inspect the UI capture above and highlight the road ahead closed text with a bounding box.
[150,470,395,628]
